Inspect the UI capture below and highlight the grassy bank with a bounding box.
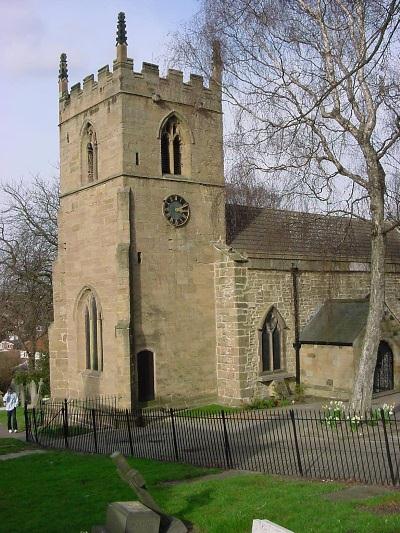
[0,439,399,532]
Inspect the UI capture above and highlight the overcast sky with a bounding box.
[0,0,199,184]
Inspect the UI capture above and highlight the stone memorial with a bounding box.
[92,451,188,533]
[252,519,294,533]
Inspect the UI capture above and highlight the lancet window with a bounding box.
[261,307,285,372]
[79,290,103,372]
[161,115,183,175]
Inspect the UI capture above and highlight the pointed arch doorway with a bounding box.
[373,341,394,393]
[137,350,155,402]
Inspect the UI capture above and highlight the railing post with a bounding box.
[32,407,38,443]
[289,409,303,476]
[170,408,179,462]
[380,408,396,486]
[126,409,134,456]
[91,409,98,453]
[24,401,29,442]
[221,410,233,469]
[62,399,69,448]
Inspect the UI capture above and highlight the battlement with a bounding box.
[60,58,220,120]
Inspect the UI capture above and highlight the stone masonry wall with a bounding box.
[215,253,400,405]
[50,178,132,405]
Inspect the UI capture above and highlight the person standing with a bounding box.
[3,386,19,433]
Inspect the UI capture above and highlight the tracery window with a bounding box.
[261,307,285,372]
[80,290,103,372]
[161,115,183,175]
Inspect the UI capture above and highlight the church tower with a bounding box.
[50,14,225,407]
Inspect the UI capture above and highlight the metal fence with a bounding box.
[24,402,400,486]
[39,395,119,411]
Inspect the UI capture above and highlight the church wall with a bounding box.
[128,176,223,404]
[50,178,132,405]
[301,345,355,398]
[59,75,124,195]
[215,255,400,405]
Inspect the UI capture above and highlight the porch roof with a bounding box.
[300,299,370,346]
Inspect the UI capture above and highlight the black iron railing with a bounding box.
[25,403,400,486]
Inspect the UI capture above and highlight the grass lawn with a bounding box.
[0,441,399,533]
[184,403,243,415]
[0,407,26,431]
[0,438,32,455]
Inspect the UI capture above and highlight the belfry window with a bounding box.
[161,115,184,175]
[161,132,170,174]
[261,307,285,372]
[79,289,103,372]
[87,143,94,181]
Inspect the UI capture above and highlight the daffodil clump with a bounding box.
[322,400,345,428]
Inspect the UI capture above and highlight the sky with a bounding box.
[0,0,200,184]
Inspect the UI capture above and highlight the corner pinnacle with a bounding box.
[116,12,127,45]
[59,53,68,80]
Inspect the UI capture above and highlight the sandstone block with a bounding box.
[106,501,160,533]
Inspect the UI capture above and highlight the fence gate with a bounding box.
[373,340,394,393]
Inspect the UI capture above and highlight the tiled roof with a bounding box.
[226,204,400,261]
[299,299,369,345]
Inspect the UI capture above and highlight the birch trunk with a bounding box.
[350,173,386,412]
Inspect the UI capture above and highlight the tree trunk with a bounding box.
[350,180,386,413]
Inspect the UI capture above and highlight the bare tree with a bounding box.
[174,0,400,410]
[226,158,284,208]
[0,177,58,367]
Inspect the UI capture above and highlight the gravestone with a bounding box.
[252,519,294,532]
[92,452,188,533]
[29,380,38,406]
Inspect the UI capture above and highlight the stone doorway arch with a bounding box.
[373,341,394,393]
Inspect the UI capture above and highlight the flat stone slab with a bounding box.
[323,485,395,502]
[0,450,46,461]
[252,519,294,532]
[106,501,160,533]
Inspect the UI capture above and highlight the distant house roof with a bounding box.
[300,299,372,345]
[226,204,400,262]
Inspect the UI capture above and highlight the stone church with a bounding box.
[50,13,400,407]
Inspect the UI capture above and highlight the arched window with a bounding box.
[161,132,170,174]
[84,306,90,370]
[78,289,103,372]
[81,124,98,183]
[160,115,186,176]
[87,143,94,181]
[260,307,285,372]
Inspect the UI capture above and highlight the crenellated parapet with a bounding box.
[59,62,221,123]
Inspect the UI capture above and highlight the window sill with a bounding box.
[162,173,190,180]
[258,371,294,383]
[81,370,102,378]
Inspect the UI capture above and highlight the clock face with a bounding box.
[163,195,190,227]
